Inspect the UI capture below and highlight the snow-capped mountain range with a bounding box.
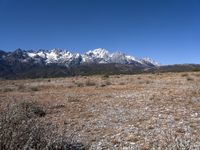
[1,48,159,67]
[0,48,160,67]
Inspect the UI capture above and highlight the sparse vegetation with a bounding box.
[1,72,200,149]
[119,82,125,85]
[30,86,39,91]
[102,74,109,79]
[100,84,106,87]
[20,101,46,117]
[0,101,85,150]
[181,73,189,77]
[105,80,111,85]
[187,76,194,81]
[85,79,96,86]
[76,82,84,87]
[2,87,13,92]
[146,80,151,84]
[67,95,79,102]
[17,84,26,91]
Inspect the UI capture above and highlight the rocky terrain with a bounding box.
[0,72,200,149]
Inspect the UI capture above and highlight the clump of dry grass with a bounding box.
[2,87,14,92]
[17,84,26,91]
[50,104,65,110]
[119,82,125,85]
[67,85,74,88]
[29,86,39,91]
[186,76,194,81]
[181,73,189,77]
[105,80,111,86]
[76,82,84,87]
[67,95,79,102]
[17,84,40,92]
[20,101,46,117]
[146,80,151,84]
[0,100,86,150]
[99,84,106,87]
[0,101,46,149]
[102,74,110,79]
[85,79,96,86]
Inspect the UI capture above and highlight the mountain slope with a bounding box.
[0,48,160,79]
[1,48,159,66]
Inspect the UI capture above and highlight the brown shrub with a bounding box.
[181,73,189,77]
[76,82,84,87]
[17,84,26,91]
[2,87,13,92]
[0,101,46,149]
[105,80,111,85]
[20,101,46,117]
[119,82,125,85]
[67,96,79,102]
[187,77,194,81]
[30,86,39,91]
[102,74,109,79]
[0,101,86,150]
[85,79,96,86]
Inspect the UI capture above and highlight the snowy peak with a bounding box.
[0,48,160,67]
[86,48,109,58]
[83,48,110,64]
[142,57,161,66]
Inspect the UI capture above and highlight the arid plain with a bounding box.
[0,72,200,149]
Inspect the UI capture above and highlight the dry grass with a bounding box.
[0,72,200,149]
[0,100,86,150]
[85,79,96,86]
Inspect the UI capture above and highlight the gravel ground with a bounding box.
[0,72,200,149]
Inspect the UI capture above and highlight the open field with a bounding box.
[0,72,200,149]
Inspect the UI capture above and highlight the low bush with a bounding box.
[119,82,125,85]
[0,101,86,150]
[20,101,46,117]
[85,79,96,86]
[2,87,13,92]
[30,86,39,91]
[105,80,111,85]
[102,74,109,79]
[181,73,189,77]
[187,77,194,81]
[76,82,84,87]
[17,84,26,91]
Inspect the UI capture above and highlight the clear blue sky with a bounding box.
[0,0,199,64]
